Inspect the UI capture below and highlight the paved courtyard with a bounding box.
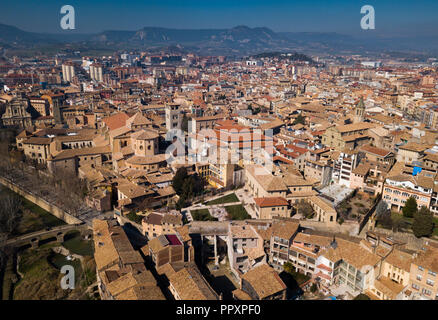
[328,283,360,300]
[318,184,353,205]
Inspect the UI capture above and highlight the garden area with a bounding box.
[126,211,144,224]
[205,193,239,205]
[375,197,438,238]
[336,190,376,222]
[191,208,218,221]
[225,205,250,220]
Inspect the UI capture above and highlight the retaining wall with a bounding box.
[0,176,82,225]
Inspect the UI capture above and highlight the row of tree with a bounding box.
[376,197,435,238]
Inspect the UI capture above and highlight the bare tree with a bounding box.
[0,193,22,237]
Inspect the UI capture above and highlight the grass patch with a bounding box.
[14,248,71,300]
[191,209,217,221]
[126,211,143,224]
[225,205,250,220]
[14,247,94,300]
[1,254,17,300]
[206,193,239,205]
[0,187,65,237]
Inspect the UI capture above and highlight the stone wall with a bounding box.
[299,219,359,236]
[0,176,82,225]
[372,227,438,251]
[114,213,144,234]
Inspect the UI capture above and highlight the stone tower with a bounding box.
[354,97,365,123]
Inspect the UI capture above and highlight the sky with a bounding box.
[1,0,437,36]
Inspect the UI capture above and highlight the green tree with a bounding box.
[172,167,188,195]
[292,113,305,125]
[412,206,434,238]
[402,196,417,218]
[181,114,190,133]
[181,177,194,200]
[283,262,294,274]
[354,293,371,300]
[375,200,392,229]
[126,211,143,224]
[297,201,314,219]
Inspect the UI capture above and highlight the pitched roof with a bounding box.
[360,144,393,158]
[254,197,288,207]
[271,219,300,240]
[413,245,438,272]
[241,264,286,299]
[168,264,219,300]
[103,112,130,131]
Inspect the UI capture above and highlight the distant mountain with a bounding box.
[0,23,437,57]
[0,23,45,44]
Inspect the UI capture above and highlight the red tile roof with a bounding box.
[103,112,130,131]
[254,197,288,207]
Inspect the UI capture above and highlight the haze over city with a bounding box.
[1,0,438,37]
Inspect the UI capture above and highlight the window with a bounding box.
[422,289,432,296]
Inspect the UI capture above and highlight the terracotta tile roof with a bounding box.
[229,222,259,239]
[246,165,288,192]
[322,238,381,269]
[175,225,191,242]
[384,249,413,272]
[93,219,120,271]
[336,122,375,133]
[413,245,438,272]
[254,197,288,207]
[271,219,300,240]
[360,144,392,158]
[49,145,111,161]
[117,182,151,199]
[116,285,165,300]
[125,154,167,165]
[241,264,286,299]
[373,276,405,299]
[142,213,163,226]
[232,289,252,300]
[103,112,130,131]
[168,264,219,300]
[398,142,427,153]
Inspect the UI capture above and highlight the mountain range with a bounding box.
[0,23,437,58]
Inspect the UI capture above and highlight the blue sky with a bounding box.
[1,0,437,36]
